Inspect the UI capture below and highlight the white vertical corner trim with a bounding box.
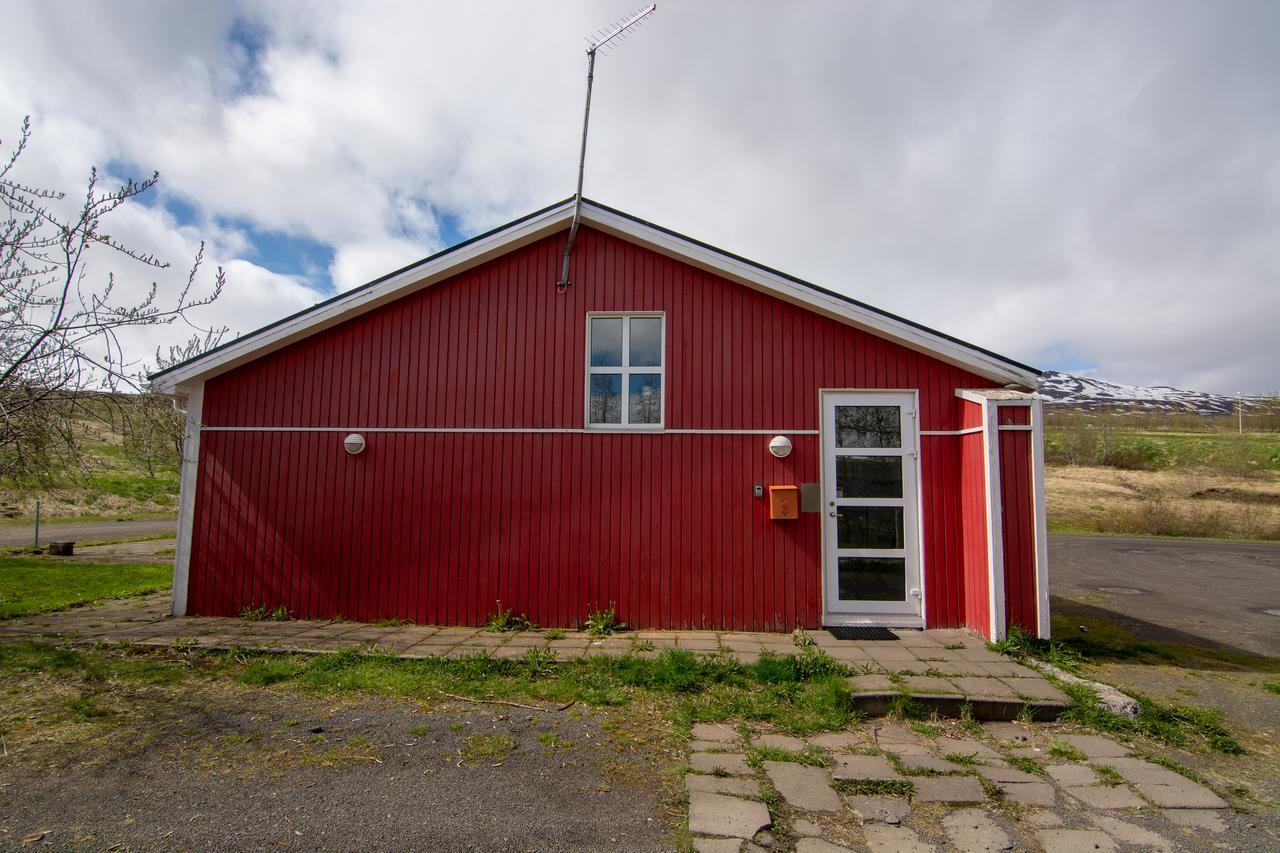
[1030,398,1051,639]
[171,383,204,617]
[981,399,1007,641]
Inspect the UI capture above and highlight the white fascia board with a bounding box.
[150,202,578,394]
[582,206,1041,389]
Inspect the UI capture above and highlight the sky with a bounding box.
[2,0,1277,394]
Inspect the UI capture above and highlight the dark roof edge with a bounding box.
[582,198,1041,379]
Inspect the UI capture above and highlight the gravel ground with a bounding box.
[0,687,674,851]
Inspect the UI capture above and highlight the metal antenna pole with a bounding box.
[557,3,656,292]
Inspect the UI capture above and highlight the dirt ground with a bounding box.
[1046,465,1280,538]
[0,678,677,851]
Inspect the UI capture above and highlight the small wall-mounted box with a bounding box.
[768,485,800,520]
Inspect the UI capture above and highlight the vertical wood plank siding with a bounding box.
[189,226,999,629]
[999,428,1038,633]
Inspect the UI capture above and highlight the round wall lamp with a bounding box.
[768,435,793,458]
[343,433,367,455]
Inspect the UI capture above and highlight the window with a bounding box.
[586,314,664,428]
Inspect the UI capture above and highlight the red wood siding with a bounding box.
[188,225,1002,629]
[957,400,991,636]
[999,427,1038,634]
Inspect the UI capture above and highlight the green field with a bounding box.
[0,558,172,618]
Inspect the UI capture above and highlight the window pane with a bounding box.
[836,456,903,498]
[835,405,901,448]
[589,374,622,423]
[628,317,662,367]
[837,557,906,601]
[590,317,623,366]
[628,374,662,424]
[837,506,904,549]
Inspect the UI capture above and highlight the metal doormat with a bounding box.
[825,626,898,641]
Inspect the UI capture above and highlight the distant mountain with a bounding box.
[1037,371,1253,416]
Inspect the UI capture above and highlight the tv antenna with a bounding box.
[556,3,657,292]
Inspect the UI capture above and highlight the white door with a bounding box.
[821,391,922,625]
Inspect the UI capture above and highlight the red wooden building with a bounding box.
[151,199,1049,640]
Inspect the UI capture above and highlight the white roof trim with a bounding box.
[151,199,1039,394]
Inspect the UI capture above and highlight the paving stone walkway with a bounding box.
[685,720,1232,852]
[0,594,1068,716]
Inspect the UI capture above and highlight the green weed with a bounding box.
[943,753,978,767]
[542,629,566,641]
[583,605,624,637]
[484,601,535,632]
[1005,755,1044,775]
[1093,764,1124,786]
[747,744,830,768]
[239,604,290,622]
[1048,739,1087,761]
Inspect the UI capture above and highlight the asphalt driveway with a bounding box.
[1049,533,1280,659]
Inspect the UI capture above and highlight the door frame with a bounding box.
[818,389,927,628]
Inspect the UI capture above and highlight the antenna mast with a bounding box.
[557,3,656,292]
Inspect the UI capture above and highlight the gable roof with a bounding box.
[150,198,1040,394]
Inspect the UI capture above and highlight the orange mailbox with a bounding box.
[768,485,800,520]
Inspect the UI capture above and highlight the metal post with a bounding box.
[34,498,40,549]
[1238,393,1243,434]
[557,48,596,292]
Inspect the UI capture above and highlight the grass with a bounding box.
[1093,764,1124,786]
[832,778,913,797]
[0,641,862,739]
[1263,681,1280,695]
[459,733,516,766]
[239,604,291,622]
[0,557,171,618]
[746,744,830,768]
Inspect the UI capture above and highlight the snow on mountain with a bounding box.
[1037,371,1252,415]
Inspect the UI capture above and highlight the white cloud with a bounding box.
[2,1,1277,393]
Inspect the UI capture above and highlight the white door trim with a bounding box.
[171,382,204,617]
[819,389,924,628]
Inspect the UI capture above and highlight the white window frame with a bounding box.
[584,312,666,430]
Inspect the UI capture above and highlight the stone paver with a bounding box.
[692,723,740,743]
[686,774,762,798]
[911,776,986,804]
[999,781,1057,806]
[1045,763,1098,786]
[1057,734,1129,759]
[1064,785,1146,809]
[795,839,854,853]
[831,754,901,782]
[942,810,1011,853]
[9,595,1069,717]
[1037,829,1117,853]
[807,732,864,751]
[693,839,743,853]
[936,737,1000,760]
[688,791,772,838]
[862,823,935,852]
[690,752,753,776]
[898,755,963,775]
[1135,782,1228,809]
[976,765,1038,783]
[980,722,1032,744]
[752,733,807,751]
[1024,809,1064,826]
[792,819,823,836]
[1099,757,1187,786]
[900,675,960,695]
[1087,813,1174,848]
[762,762,841,812]
[1163,809,1227,832]
[845,795,912,824]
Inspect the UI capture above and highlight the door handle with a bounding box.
[828,511,837,517]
